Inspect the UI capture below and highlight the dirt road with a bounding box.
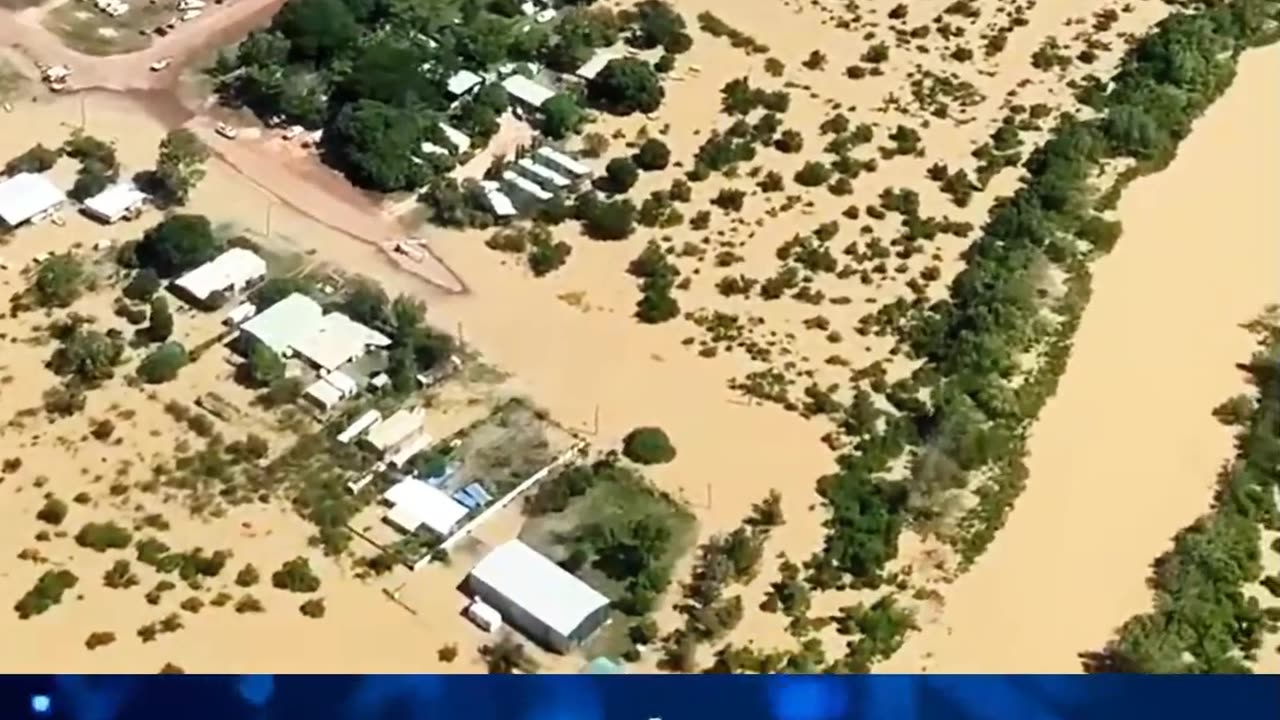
[0,0,285,90]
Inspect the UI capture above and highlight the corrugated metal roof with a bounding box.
[469,540,610,639]
[174,248,267,301]
[0,173,64,226]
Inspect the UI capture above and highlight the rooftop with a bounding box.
[575,51,620,81]
[446,69,484,97]
[364,407,427,451]
[501,74,556,108]
[534,147,591,177]
[469,540,610,639]
[82,182,147,221]
[0,173,65,227]
[173,248,267,301]
[239,293,391,372]
[384,479,470,537]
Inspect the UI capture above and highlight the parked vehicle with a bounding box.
[215,123,238,140]
[149,57,172,72]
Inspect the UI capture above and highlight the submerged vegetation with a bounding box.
[810,2,1280,589]
[1087,308,1280,673]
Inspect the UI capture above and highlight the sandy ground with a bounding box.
[881,43,1280,673]
[3,0,1271,673]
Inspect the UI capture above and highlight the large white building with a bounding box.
[466,540,611,653]
[173,248,267,305]
[238,292,392,372]
[501,74,556,111]
[0,173,65,228]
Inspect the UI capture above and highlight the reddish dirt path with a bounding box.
[0,0,468,293]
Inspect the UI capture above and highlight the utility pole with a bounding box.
[593,404,600,436]
[264,201,273,238]
[706,482,712,510]
[79,95,86,130]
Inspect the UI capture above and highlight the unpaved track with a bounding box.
[0,0,472,292]
[881,44,1280,673]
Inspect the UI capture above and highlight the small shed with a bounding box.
[466,599,503,633]
[438,123,472,154]
[535,146,591,178]
[337,409,382,444]
[224,302,258,327]
[501,74,556,110]
[0,173,65,227]
[574,51,620,82]
[485,188,517,218]
[502,171,552,202]
[516,158,571,189]
[363,407,427,453]
[446,69,484,97]
[81,183,147,223]
[174,248,267,305]
[466,540,611,653]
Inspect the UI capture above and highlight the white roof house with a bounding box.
[224,301,258,327]
[337,409,382,444]
[501,74,556,109]
[363,407,427,452]
[81,183,147,223]
[292,313,392,372]
[384,479,470,537]
[516,158,571,189]
[534,147,591,177]
[419,141,450,157]
[467,540,611,652]
[446,69,484,97]
[239,293,391,372]
[174,248,267,303]
[0,173,65,227]
[438,123,472,154]
[502,171,553,201]
[575,51,620,82]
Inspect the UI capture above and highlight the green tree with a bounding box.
[622,426,677,464]
[246,343,285,387]
[136,214,222,277]
[329,100,430,191]
[541,94,585,139]
[480,636,539,674]
[579,195,636,240]
[123,269,162,301]
[603,157,640,193]
[147,296,174,342]
[37,498,69,526]
[634,138,671,170]
[33,254,86,308]
[270,0,360,62]
[629,0,687,51]
[50,328,125,384]
[137,343,189,384]
[340,280,390,329]
[271,556,321,593]
[4,143,61,175]
[154,129,209,206]
[588,58,664,115]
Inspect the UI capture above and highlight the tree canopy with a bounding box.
[154,130,209,207]
[588,58,664,115]
[328,100,431,191]
[136,214,223,277]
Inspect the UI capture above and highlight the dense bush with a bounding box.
[137,343,189,384]
[622,427,677,465]
[271,556,321,593]
[75,522,133,552]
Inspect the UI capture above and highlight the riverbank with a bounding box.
[882,41,1280,673]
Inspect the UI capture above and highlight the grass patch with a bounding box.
[0,58,26,103]
[42,1,166,56]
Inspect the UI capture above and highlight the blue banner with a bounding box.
[3,674,1277,720]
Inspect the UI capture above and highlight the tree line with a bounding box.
[808,1,1280,590]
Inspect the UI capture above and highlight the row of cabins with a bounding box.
[0,172,147,230]
[485,146,593,219]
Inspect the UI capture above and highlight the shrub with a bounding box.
[794,161,832,187]
[85,631,117,650]
[622,426,677,464]
[438,643,459,663]
[271,557,321,593]
[90,418,116,441]
[75,522,132,552]
[136,343,189,384]
[604,157,640,193]
[235,564,260,587]
[103,560,139,589]
[123,269,162,301]
[299,598,326,618]
[36,498,69,526]
[14,569,78,619]
[634,138,671,171]
[234,594,265,613]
